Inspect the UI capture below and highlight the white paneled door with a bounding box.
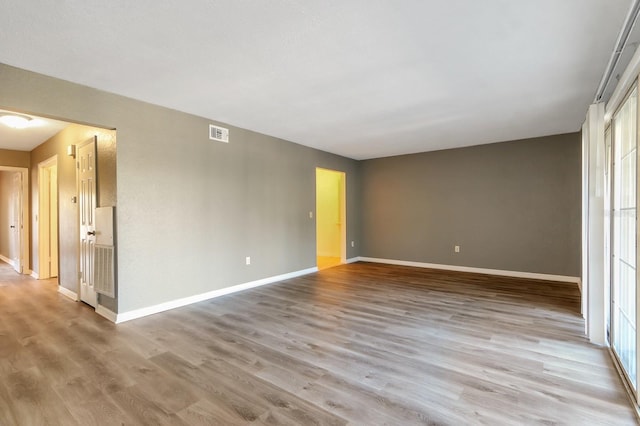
[9,172,22,273]
[78,137,98,307]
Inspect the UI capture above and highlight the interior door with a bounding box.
[9,172,22,273]
[50,165,58,277]
[79,137,98,307]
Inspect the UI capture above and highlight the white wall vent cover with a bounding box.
[209,124,229,143]
[94,244,115,298]
[94,206,115,298]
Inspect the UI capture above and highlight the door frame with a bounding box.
[77,136,98,307]
[38,155,58,280]
[0,166,29,274]
[315,167,347,265]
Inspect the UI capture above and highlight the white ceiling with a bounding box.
[0,110,69,151]
[0,0,633,159]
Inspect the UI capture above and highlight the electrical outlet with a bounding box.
[245,256,251,265]
[351,241,355,247]
[454,245,460,253]
[309,211,313,219]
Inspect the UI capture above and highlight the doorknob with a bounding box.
[87,231,96,236]
[10,225,15,228]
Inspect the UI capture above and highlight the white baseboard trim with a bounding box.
[30,271,39,279]
[115,266,319,324]
[58,285,78,301]
[96,304,118,323]
[0,254,33,277]
[358,257,581,284]
[346,257,359,264]
[608,346,640,423]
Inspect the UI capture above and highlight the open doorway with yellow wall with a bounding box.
[38,156,59,280]
[316,168,346,270]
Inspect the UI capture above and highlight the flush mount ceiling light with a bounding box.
[0,113,33,129]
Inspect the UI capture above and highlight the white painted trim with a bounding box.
[115,266,319,324]
[0,166,29,276]
[358,257,581,284]
[606,43,640,123]
[608,346,640,422]
[30,271,39,279]
[58,285,78,301]
[346,257,359,264]
[315,167,347,264]
[0,255,31,277]
[38,155,58,281]
[96,304,117,322]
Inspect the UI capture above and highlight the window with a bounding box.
[612,86,638,390]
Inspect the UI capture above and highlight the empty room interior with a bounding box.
[1,1,640,424]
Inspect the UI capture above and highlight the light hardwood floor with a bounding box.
[0,260,637,425]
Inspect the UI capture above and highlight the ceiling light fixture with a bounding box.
[0,114,33,129]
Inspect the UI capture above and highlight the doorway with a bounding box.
[38,156,59,280]
[316,168,346,270]
[0,167,29,274]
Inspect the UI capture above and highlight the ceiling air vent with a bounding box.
[209,124,229,143]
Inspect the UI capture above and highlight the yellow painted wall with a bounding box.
[0,149,30,168]
[316,168,343,258]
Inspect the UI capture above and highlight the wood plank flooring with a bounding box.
[317,256,342,270]
[0,260,637,425]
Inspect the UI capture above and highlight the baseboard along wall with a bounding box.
[58,285,78,301]
[113,266,319,324]
[101,257,580,324]
[358,256,581,284]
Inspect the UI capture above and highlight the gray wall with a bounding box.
[361,133,581,277]
[0,63,361,314]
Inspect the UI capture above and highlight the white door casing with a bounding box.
[38,157,59,280]
[78,137,98,307]
[315,168,347,265]
[9,172,22,273]
[50,165,58,277]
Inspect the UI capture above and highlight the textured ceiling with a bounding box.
[0,0,632,159]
